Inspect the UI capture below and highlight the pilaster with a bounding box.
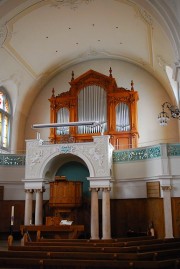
[161,185,173,238]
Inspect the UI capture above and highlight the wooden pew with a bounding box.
[0,257,177,269]
[152,248,180,260]
[8,245,138,253]
[25,241,125,247]
[9,239,180,255]
[0,257,42,269]
[4,237,180,269]
[4,247,180,261]
[0,250,155,261]
[133,260,176,269]
[136,241,180,252]
[0,257,134,269]
[25,238,163,247]
[39,235,154,243]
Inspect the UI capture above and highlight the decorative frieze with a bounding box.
[25,136,112,179]
[50,0,93,10]
[113,145,161,163]
[139,8,153,26]
[0,24,7,47]
[167,144,180,156]
[0,154,25,166]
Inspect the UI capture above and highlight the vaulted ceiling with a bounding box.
[0,0,180,116]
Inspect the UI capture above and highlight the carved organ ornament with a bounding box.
[49,69,139,149]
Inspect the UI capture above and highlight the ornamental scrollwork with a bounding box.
[161,185,172,191]
[50,0,93,10]
[0,24,7,47]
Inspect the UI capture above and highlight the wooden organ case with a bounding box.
[49,68,139,149]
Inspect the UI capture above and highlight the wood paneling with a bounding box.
[0,201,25,234]
[0,186,4,200]
[110,199,148,238]
[146,198,164,238]
[172,197,180,237]
[0,198,167,239]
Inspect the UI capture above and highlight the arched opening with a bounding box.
[42,155,91,238]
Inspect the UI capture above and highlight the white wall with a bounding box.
[1,145,180,200]
[0,166,25,200]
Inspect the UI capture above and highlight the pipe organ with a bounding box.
[49,69,139,149]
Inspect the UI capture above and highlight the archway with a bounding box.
[24,135,113,239]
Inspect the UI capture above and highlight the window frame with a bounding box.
[0,87,12,152]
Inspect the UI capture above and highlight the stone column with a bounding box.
[90,188,99,239]
[24,189,33,225]
[35,189,44,225]
[161,185,174,238]
[102,187,111,239]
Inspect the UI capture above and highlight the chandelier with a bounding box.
[158,102,180,126]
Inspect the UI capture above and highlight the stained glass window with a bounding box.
[0,89,11,150]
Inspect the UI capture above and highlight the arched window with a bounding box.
[0,88,11,151]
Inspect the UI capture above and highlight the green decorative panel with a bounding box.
[0,154,25,166]
[167,144,180,156]
[113,145,161,163]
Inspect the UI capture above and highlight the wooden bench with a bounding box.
[152,248,180,260]
[0,257,176,269]
[25,241,125,247]
[25,238,163,247]
[136,241,180,252]
[0,250,155,261]
[4,237,180,269]
[8,245,138,253]
[39,235,154,243]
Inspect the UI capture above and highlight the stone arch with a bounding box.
[39,152,95,180]
[24,136,113,239]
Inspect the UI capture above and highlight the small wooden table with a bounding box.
[20,225,84,241]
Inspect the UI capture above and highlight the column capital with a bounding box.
[101,187,111,192]
[25,189,34,193]
[161,185,172,191]
[34,187,45,193]
[89,187,100,192]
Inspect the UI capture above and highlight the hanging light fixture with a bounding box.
[158,102,180,126]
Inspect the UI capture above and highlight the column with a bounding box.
[90,188,99,239]
[35,189,44,225]
[161,185,174,238]
[102,187,111,239]
[24,189,33,225]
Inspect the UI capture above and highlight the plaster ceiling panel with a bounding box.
[3,0,152,78]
